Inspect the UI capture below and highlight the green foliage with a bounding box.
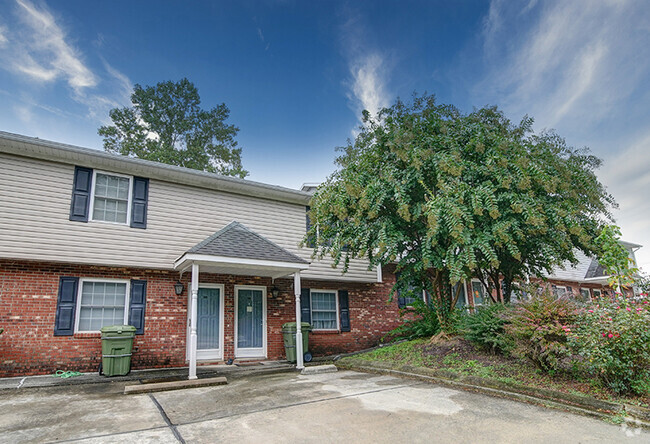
[460,304,511,354]
[571,294,650,395]
[384,298,440,341]
[505,288,578,373]
[595,225,638,291]
[306,94,614,329]
[99,78,247,177]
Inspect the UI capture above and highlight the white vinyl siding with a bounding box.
[0,153,377,282]
[311,290,338,330]
[76,280,129,332]
[91,172,131,224]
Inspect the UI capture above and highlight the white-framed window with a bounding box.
[552,285,567,298]
[470,280,485,306]
[592,289,602,298]
[579,288,591,302]
[90,171,132,224]
[75,279,130,332]
[310,290,339,330]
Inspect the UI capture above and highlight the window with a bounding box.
[471,280,485,306]
[552,285,567,298]
[579,288,591,302]
[592,289,602,298]
[91,172,131,224]
[76,280,129,332]
[310,290,338,330]
[453,282,467,308]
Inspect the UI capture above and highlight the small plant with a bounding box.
[505,287,578,373]
[384,298,441,341]
[460,304,511,354]
[571,293,650,395]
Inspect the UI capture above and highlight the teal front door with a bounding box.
[196,287,222,359]
[235,286,266,358]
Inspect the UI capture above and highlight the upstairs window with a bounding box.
[91,172,131,224]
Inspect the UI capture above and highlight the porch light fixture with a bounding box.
[270,286,281,298]
[174,281,185,295]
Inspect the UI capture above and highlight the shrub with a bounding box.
[384,298,440,341]
[505,289,578,373]
[460,304,511,354]
[570,293,650,395]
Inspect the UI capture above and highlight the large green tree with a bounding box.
[99,78,248,177]
[306,95,614,328]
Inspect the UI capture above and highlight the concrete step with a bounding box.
[124,376,227,394]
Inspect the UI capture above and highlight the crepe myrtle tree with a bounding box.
[305,94,615,329]
[99,78,248,178]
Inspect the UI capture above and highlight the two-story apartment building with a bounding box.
[0,132,405,378]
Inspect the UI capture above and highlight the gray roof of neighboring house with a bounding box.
[187,221,309,264]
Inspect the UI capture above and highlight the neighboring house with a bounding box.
[539,243,642,300]
[0,132,404,378]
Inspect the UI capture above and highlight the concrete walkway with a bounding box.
[0,361,293,391]
[0,370,647,443]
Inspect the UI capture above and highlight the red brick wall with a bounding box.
[0,260,402,377]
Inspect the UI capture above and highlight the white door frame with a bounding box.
[234,285,267,359]
[186,283,225,361]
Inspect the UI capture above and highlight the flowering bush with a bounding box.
[505,289,578,373]
[570,293,650,395]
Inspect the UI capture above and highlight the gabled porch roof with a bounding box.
[174,221,309,278]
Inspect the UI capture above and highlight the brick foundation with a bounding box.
[0,259,402,377]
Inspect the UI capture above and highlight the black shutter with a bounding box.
[305,206,315,248]
[54,277,79,336]
[130,177,149,229]
[339,290,350,332]
[129,280,147,335]
[300,288,311,324]
[69,167,93,222]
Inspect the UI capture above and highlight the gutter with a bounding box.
[0,131,312,206]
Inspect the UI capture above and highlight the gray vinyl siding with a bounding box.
[0,153,376,282]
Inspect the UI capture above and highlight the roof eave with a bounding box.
[0,131,312,206]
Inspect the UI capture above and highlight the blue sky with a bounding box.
[1,0,649,270]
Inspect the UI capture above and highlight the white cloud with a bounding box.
[0,1,132,124]
[339,10,391,123]
[600,132,650,270]
[13,0,97,91]
[478,0,650,131]
[348,53,390,120]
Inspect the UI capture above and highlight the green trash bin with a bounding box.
[281,322,311,363]
[100,325,136,376]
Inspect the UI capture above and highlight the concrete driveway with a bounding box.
[0,369,647,443]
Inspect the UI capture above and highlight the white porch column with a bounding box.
[294,271,304,370]
[189,263,199,380]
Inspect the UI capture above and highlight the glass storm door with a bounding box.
[235,287,266,358]
[196,287,222,360]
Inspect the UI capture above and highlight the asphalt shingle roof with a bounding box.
[187,221,309,264]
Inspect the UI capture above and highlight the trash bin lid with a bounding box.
[100,324,137,335]
[282,322,312,331]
